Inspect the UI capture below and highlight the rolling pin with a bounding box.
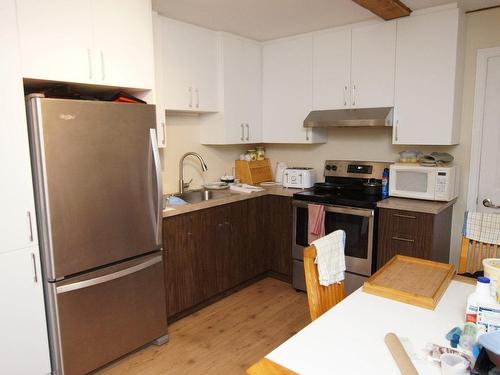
[384,333,419,375]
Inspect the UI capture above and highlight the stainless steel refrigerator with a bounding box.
[26,94,168,375]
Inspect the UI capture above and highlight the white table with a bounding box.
[266,280,475,374]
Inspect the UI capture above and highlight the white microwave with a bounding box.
[389,164,459,202]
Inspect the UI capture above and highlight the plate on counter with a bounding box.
[203,182,229,190]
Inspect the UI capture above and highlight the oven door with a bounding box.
[293,200,375,276]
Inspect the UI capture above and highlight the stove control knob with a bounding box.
[325,165,331,171]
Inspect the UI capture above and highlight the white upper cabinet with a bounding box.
[313,22,396,111]
[263,36,327,144]
[16,0,155,89]
[91,0,154,89]
[200,33,262,144]
[159,17,219,112]
[313,28,352,110]
[16,0,94,84]
[351,21,396,108]
[393,7,464,145]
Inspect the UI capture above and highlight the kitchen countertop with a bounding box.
[377,197,457,215]
[163,185,301,218]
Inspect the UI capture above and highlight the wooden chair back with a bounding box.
[303,245,345,321]
[459,236,499,274]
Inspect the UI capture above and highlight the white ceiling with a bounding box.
[152,0,500,41]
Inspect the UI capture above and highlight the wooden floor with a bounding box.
[97,278,310,375]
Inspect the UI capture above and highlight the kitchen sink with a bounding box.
[172,189,231,204]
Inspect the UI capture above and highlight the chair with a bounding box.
[303,245,345,321]
[458,235,499,274]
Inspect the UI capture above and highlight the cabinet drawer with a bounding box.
[385,209,430,240]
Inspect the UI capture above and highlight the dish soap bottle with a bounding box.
[466,277,494,324]
[382,168,389,199]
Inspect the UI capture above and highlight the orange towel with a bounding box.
[308,204,325,244]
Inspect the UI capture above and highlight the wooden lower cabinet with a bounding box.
[162,196,292,319]
[377,206,453,269]
[263,195,292,279]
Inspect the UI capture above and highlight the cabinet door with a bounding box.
[0,247,51,375]
[16,0,94,84]
[264,196,292,279]
[220,34,263,144]
[163,210,218,317]
[263,36,326,144]
[162,18,218,112]
[1,0,38,253]
[393,9,462,145]
[242,40,263,143]
[351,22,396,108]
[91,0,155,89]
[313,28,351,110]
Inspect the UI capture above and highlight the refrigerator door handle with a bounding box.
[150,129,163,248]
[56,255,162,294]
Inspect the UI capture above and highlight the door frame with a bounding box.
[467,46,500,211]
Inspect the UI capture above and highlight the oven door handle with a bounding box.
[292,200,374,217]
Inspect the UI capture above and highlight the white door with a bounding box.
[351,21,396,108]
[473,49,500,213]
[242,39,262,143]
[0,247,51,375]
[1,0,38,253]
[16,0,94,84]
[312,28,351,110]
[263,36,325,143]
[162,18,218,112]
[393,9,461,145]
[91,0,155,89]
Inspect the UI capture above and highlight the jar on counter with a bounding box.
[256,146,265,161]
[247,149,257,161]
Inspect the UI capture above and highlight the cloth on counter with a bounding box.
[308,204,325,244]
[462,211,500,245]
[229,183,264,194]
[312,230,346,286]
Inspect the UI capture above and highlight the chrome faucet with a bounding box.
[178,152,208,194]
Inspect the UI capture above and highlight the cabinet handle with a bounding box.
[87,48,93,80]
[245,124,249,141]
[189,87,193,108]
[27,211,34,242]
[306,128,310,141]
[100,50,105,81]
[392,213,416,219]
[394,120,399,142]
[343,85,348,107]
[195,88,199,108]
[31,253,38,283]
[391,236,415,243]
[161,122,166,145]
[241,124,244,141]
[352,84,356,107]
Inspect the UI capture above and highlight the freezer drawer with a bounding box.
[52,253,167,375]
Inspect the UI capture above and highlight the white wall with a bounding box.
[159,7,500,266]
[160,114,250,193]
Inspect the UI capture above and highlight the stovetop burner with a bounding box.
[292,160,392,209]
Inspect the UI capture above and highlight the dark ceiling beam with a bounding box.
[352,0,412,20]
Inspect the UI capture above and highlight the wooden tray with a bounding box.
[362,255,455,310]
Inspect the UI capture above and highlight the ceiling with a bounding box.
[152,0,500,41]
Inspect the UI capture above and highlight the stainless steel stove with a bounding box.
[292,160,391,295]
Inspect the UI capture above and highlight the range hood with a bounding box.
[303,107,394,128]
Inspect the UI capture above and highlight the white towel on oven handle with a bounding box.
[312,230,346,286]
